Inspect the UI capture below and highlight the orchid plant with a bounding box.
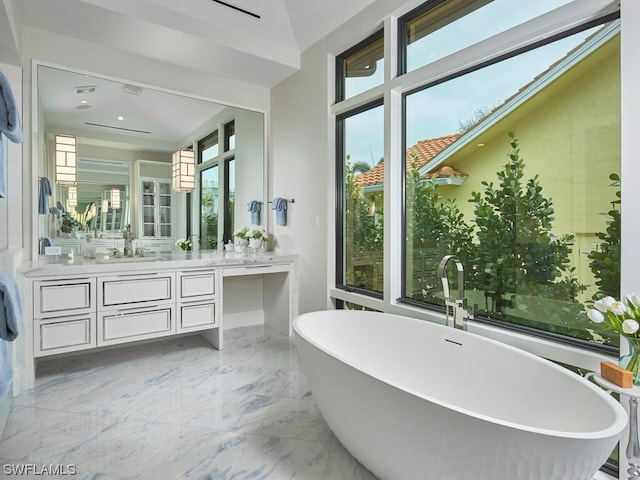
[235,227,268,242]
[234,227,249,241]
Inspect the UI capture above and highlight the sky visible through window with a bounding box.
[344,2,594,170]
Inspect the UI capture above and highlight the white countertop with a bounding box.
[21,251,298,277]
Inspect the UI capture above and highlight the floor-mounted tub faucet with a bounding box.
[437,255,473,331]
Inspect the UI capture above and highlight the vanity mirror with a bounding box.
[34,63,265,261]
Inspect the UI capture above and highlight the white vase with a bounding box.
[249,238,263,250]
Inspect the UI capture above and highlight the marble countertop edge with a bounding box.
[20,251,298,277]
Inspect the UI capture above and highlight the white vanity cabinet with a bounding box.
[22,254,298,391]
[33,277,97,356]
[97,272,176,346]
[176,269,218,333]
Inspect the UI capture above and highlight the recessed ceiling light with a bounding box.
[80,99,88,104]
[117,116,124,121]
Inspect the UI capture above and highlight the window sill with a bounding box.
[330,288,617,372]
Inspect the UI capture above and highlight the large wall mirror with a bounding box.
[34,63,265,261]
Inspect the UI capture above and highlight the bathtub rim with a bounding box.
[293,309,628,441]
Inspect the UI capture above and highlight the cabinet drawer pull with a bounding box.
[114,272,160,278]
[116,304,160,313]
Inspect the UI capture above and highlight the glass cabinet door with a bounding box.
[140,179,172,238]
[159,181,172,238]
[141,180,156,237]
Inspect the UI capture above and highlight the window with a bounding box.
[399,0,575,74]
[198,130,218,163]
[224,121,235,152]
[336,101,384,296]
[336,30,384,102]
[224,158,235,244]
[200,165,219,250]
[401,19,620,349]
[196,124,236,249]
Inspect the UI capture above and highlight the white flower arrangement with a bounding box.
[248,227,268,242]
[234,227,268,242]
[176,238,192,251]
[587,294,640,338]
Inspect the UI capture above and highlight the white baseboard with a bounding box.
[223,309,264,330]
[593,470,616,480]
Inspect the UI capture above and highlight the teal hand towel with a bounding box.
[271,198,287,226]
[0,71,22,198]
[247,200,261,225]
[0,270,22,398]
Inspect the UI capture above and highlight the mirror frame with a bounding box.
[31,60,268,264]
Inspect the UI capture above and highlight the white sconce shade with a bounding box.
[55,134,77,185]
[172,149,195,192]
[101,199,109,211]
[110,189,121,209]
[68,186,77,207]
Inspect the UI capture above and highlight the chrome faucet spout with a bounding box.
[437,255,473,330]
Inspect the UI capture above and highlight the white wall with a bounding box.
[270,43,330,314]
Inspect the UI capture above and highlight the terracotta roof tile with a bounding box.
[355,133,461,187]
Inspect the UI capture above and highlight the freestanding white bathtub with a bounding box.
[293,310,627,480]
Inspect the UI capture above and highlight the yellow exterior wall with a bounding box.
[434,35,620,298]
[442,35,620,233]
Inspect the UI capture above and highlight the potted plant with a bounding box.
[248,227,268,250]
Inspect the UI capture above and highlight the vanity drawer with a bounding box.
[178,270,217,300]
[34,313,96,357]
[34,278,95,318]
[223,263,290,277]
[98,305,175,346]
[99,272,174,308]
[177,300,217,332]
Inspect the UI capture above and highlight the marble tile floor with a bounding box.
[0,325,378,480]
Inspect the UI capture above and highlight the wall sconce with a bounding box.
[55,134,77,185]
[68,186,77,207]
[172,148,195,192]
[101,199,109,211]
[110,189,121,209]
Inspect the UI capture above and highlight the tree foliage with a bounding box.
[588,173,621,300]
[405,150,474,298]
[469,131,584,313]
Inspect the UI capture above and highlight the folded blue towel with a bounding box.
[247,200,261,225]
[0,71,22,198]
[0,270,22,398]
[38,177,52,214]
[271,198,288,226]
[0,341,11,398]
[40,237,52,255]
[0,271,21,343]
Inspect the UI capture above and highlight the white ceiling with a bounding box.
[37,65,228,152]
[6,0,377,88]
